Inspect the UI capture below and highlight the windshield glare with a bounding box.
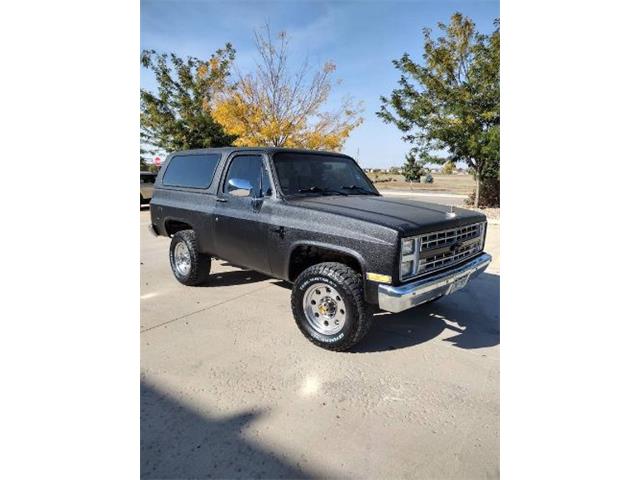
[272,153,376,196]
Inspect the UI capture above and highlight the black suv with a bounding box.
[148,148,491,351]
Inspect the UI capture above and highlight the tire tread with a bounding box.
[291,262,373,351]
[169,230,211,286]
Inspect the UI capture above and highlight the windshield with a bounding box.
[272,152,378,197]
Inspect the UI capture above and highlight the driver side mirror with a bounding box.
[228,178,252,198]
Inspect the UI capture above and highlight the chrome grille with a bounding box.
[417,222,485,276]
[421,223,482,250]
[418,239,483,274]
[400,221,486,281]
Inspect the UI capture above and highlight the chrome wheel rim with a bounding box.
[303,282,347,335]
[174,241,191,276]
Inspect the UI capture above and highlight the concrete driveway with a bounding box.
[140,208,500,479]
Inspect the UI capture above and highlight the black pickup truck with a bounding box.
[149,147,491,351]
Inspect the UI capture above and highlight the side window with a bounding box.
[162,154,221,189]
[224,155,270,197]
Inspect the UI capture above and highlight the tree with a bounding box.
[139,144,153,171]
[140,46,237,155]
[441,160,455,175]
[209,25,363,150]
[140,156,150,172]
[378,13,500,207]
[402,152,423,181]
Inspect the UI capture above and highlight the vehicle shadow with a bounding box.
[198,269,271,287]
[197,265,499,353]
[353,272,500,353]
[141,381,324,479]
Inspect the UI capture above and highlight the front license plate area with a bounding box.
[447,274,469,295]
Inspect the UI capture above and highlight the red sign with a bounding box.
[154,156,162,166]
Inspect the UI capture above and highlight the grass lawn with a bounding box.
[368,173,476,196]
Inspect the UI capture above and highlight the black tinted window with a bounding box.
[273,153,375,196]
[224,155,269,196]
[162,154,221,189]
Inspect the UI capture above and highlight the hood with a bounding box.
[287,194,486,236]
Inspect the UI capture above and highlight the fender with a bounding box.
[285,240,368,281]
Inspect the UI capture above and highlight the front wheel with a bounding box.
[291,262,373,351]
[169,230,211,286]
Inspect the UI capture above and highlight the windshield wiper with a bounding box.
[341,185,376,195]
[297,186,347,196]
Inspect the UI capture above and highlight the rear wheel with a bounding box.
[169,230,211,286]
[291,262,373,351]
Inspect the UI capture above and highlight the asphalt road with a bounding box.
[140,199,500,479]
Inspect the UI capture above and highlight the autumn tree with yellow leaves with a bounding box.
[209,26,363,151]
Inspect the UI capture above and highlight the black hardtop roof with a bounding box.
[169,147,353,158]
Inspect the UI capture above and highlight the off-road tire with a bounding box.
[291,262,373,352]
[169,230,211,286]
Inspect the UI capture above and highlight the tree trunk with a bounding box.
[474,173,481,208]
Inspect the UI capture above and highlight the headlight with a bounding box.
[402,238,415,255]
[401,260,413,278]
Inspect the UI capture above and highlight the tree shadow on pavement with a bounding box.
[353,272,499,353]
[141,381,324,479]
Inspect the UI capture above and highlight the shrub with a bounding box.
[441,161,455,175]
[420,173,433,183]
[466,177,500,207]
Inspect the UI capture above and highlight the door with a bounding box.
[213,154,273,273]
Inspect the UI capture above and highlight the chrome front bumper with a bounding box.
[378,253,492,313]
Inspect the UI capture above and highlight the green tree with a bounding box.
[378,13,500,206]
[418,152,448,166]
[140,46,237,155]
[402,152,423,181]
[139,145,152,171]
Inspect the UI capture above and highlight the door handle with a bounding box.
[216,198,227,203]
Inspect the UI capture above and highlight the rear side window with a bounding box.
[162,154,221,189]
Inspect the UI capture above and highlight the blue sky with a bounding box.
[141,0,499,168]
